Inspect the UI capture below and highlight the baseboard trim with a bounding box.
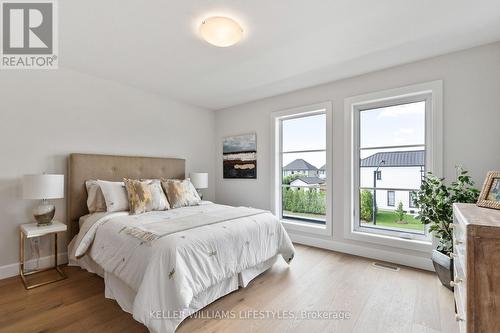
[0,252,68,280]
[289,233,434,271]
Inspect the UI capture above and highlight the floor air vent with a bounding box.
[372,262,400,272]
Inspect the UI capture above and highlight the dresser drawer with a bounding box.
[454,276,467,332]
[453,217,467,272]
[453,258,467,305]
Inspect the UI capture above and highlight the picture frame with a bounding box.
[477,171,500,210]
[222,133,257,179]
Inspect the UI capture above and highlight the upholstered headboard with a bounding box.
[67,153,185,242]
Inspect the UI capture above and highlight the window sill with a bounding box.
[345,229,432,253]
[281,218,331,237]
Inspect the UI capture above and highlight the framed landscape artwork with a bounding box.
[223,133,257,179]
[477,171,500,210]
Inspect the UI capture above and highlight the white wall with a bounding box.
[0,68,215,271]
[214,42,500,268]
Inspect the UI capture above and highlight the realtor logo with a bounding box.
[1,0,58,69]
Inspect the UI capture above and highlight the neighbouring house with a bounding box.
[290,176,325,191]
[318,164,326,179]
[360,150,425,212]
[283,159,319,177]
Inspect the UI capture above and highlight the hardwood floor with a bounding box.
[0,244,458,333]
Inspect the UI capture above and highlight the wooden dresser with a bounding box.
[452,203,500,332]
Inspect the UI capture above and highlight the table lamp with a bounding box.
[23,174,64,226]
[190,173,208,199]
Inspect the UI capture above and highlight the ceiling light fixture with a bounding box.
[199,16,243,47]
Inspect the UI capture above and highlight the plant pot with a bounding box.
[432,249,454,291]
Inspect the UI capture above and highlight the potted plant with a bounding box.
[413,167,479,290]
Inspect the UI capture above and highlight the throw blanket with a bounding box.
[121,207,267,242]
[69,203,295,333]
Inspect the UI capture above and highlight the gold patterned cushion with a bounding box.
[161,179,201,209]
[141,179,170,211]
[124,179,153,215]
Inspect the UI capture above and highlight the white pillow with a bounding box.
[97,180,129,212]
[85,180,107,213]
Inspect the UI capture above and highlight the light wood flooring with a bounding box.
[0,244,458,333]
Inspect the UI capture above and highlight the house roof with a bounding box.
[360,150,424,167]
[319,164,326,170]
[291,177,325,185]
[283,159,318,171]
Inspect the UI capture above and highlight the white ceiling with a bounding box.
[60,1,500,110]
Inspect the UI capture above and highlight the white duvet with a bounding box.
[69,202,295,333]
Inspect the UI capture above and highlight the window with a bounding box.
[272,102,332,236]
[387,191,395,207]
[357,99,426,237]
[347,81,443,247]
[281,113,326,224]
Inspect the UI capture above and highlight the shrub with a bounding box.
[283,187,293,211]
[395,201,406,222]
[282,188,326,215]
[360,190,373,221]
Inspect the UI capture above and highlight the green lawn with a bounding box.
[282,209,424,232]
[362,210,424,232]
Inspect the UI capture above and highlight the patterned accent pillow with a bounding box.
[124,179,153,215]
[161,179,201,209]
[142,179,170,211]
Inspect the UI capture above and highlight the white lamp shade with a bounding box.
[23,174,64,200]
[190,173,208,189]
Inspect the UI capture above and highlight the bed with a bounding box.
[66,153,295,333]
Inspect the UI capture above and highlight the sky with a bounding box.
[282,114,326,168]
[281,102,426,168]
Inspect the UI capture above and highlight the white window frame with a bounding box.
[270,102,333,237]
[344,81,443,252]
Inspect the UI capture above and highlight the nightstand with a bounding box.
[19,221,67,289]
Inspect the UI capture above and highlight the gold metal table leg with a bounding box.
[19,232,67,290]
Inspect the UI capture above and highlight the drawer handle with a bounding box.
[455,239,464,245]
[455,314,465,322]
[450,278,463,287]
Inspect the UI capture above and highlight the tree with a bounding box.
[283,188,294,211]
[360,190,373,222]
[318,191,326,215]
[296,190,307,213]
[395,201,406,222]
[306,190,314,213]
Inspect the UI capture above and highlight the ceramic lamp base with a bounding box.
[33,203,55,226]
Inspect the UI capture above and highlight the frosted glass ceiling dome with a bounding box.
[199,16,243,47]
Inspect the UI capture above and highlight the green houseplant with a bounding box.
[413,167,479,289]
